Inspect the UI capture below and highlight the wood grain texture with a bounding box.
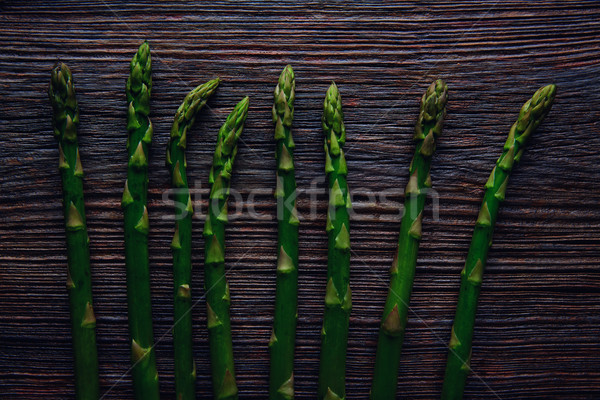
[1,1,599,399]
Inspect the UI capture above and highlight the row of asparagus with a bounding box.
[48,41,556,400]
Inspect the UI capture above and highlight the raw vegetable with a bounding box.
[122,41,160,400]
[203,97,250,400]
[318,82,352,400]
[442,84,556,400]
[370,79,448,400]
[167,78,220,400]
[48,62,100,400]
[269,65,299,400]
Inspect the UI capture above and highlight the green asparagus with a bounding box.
[122,41,160,400]
[203,97,250,400]
[269,65,298,400]
[318,82,352,400]
[442,84,556,400]
[370,80,448,400]
[167,78,220,400]
[48,62,99,400]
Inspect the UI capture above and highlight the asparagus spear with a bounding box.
[442,84,556,400]
[48,63,99,400]
[318,82,352,400]
[370,80,448,400]
[167,79,220,400]
[203,97,250,400]
[269,65,298,400]
[121,41,160,400]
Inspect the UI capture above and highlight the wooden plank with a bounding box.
[0,1,599,398]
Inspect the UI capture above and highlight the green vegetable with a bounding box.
[269,65,298,400]
[442,84,556,400]
[370,80,448,400]
[203,97,250,400]
[318,82,352,400]
[167,78,220,400]
[48,62,99,400]
[122,41,160,400]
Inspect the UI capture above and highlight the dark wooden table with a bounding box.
[1,1,599,399]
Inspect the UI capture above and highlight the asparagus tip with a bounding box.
[328,80,338,93]
[49,62,74,98]
[280,64,295,79]
[527,83,557,118]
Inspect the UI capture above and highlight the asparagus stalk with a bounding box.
[318,82,352,400]
[121,41,160,400]
[442,84,556,400]
[269,65,298,400]
[48,63,99,400]
[370,80,448,400]
[167,79,220,400]
[203,97,250,400]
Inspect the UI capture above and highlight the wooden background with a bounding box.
[1,1,599,399]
